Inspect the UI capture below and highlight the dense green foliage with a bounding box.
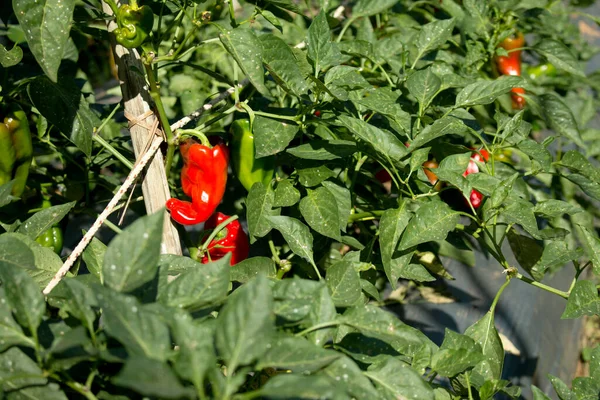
[0,0,599,398]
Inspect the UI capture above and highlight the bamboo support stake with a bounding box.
[103,0,182,256]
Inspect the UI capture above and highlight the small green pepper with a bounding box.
[35,199,64,255]
[114,3,154,49]
[0,106,33,196]
[230,119,275,192]
[527,63,557,80]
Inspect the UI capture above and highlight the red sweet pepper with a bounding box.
[496,32,526,109]
[462,148,489,209]
[200,212,249,265]
[166,140,229,225]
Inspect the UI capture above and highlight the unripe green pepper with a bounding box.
[35,199,64,255]
[230,119,275,192]
[114,3,154,49]
[0,106,33,196]
[527,63,557,80]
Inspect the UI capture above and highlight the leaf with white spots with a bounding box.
[17,202,75,241]
[398,201,460,251]
[102,211,164,293]
[98,289,171,361]
[267,215,315,265]
[0,287,36,351]
[220,27,269,96]
[365,357,434,400]
[0,264,45,334]
[256,336,340,373]
[13,0,76,82]
[326,261,362,307]
[464,312,504,381]
[253,116,299,158]
[299,187,341,241]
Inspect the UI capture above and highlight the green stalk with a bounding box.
[143,63,176,173]
[200,215,239,251]
[489,278,511,314]
[295,321,343,337]
[93,135,133,169]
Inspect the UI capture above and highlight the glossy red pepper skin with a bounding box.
[166,140,229,225]
[462,149,487,209]
[200,212,249,265]
[496,33,526,109]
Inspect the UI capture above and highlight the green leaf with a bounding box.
[261,34,309,96]
[577,225,600,276]
[102,211,163,293]
[0,265,45,334]
[306,10,340,73]
[0,234,36,271]
[413,19,456,66]
[353,0,398,16]
[531,385,552,400]
[561,280,600,319]
[0,44,23,67]
[502,199,540,239]
[0,347,46,392]
[297,164,336,187]
[410,116,470,149]
[0,288,36,351]
[559,150,600,182]
[379,205,434,285]
[259,374,350,399]
[230,257,277,283]
[490,173,518,209]
[253,116,299,158]
[81,236,106,282]
[306,283,337,346]
[455,76,524,108]
[273,179,301,207]
[464,312,504,381]
[517,139,552,171]
[549,375,577,400]
[365,357,434,400]
[48,278,97,338]
[321,180,352,232]
[112,356,193,399]
[6,383,68,399]
[287,140,357,160]
[349,87,411,134]
[340,305,436,357]
[299,187,341,241]
[399,201,460,250]
[533,200,583,218]
[99,290,171,361]
[158,255,230,310]
[0,233,62,288]
[219,28,268,96]
[507,229,544,280]
[267,216,314,265]
[247,182,276,240]
[540,94,585,148]
[273,278,320,322]
[406,68,442,111]
[535,40,585,78]
[17,202,75,240]
[326,261,362,307]
[256,336,340,373]
[530,241,582,280]
[0,181,19,207]
[337,115,408,162]
[28,76,98,156]
[322,355,383,400]
[216,275,274,372]
[172,315,215,391]
[12,0,75,81]
[431,329,484,377]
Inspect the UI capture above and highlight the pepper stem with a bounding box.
[200,215,239,252]
[177,129,211,147]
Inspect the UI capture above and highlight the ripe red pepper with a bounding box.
[166,140,229,225]
[462,149,487,209]
[496,32,526,109]
[200,212,249,265]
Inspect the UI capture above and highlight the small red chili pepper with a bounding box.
[496,32,526,109]
[166,140,229,225]
[200,212,249,265]
[462,149,488,209]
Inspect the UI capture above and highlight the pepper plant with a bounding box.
[0,0,599,399]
